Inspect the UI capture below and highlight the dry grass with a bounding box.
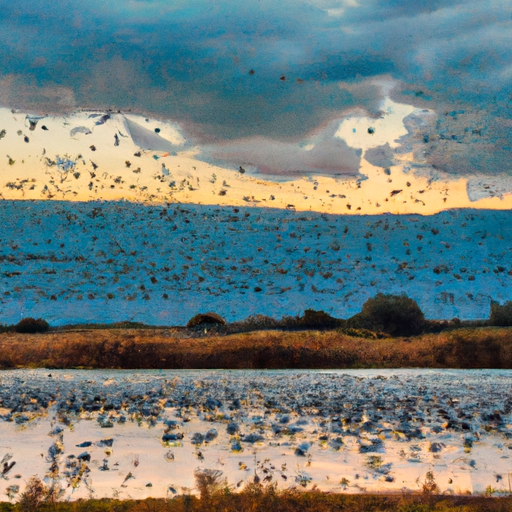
[0,326,511,369]
[3,468,512,512]
[1,487,512,512]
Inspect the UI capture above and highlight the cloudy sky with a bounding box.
[1,0,511,177]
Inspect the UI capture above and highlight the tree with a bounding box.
[349,293,425,337]
[15,318,50,334]
[489,300,512,326]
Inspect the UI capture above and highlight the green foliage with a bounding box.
[489,300,512,326]
[227,312,342,334]
[14,317,50,334]
[227,314,281,333]
[348,293,425,337]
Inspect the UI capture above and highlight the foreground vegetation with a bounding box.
[1,324,512,369]
[2,477,512,512]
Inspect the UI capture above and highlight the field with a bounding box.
[1,326,511,369]
[2,201,512,327]
[1,368,512,500]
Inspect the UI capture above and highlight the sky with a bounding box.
[1,0,512,178]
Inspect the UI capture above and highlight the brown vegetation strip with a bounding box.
[3,488,512,512]
[1,327,512,369]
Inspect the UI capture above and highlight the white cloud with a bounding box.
[335,97,416,151]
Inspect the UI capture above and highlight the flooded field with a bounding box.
[0,369,511,500]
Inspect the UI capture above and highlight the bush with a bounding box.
[187,312,226,328]
[489,300,512,326]
[298,309,342,329]
[194,469,228,501]
[14,318,50,334]
[227,315,281,333]
[18,477,61,511]
[425,318,464,334]
[348,293,425,337]
[338,328,388,339]
[228,312,342,333]
[0,324,14,334]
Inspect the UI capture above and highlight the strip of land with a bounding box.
[1,490,512,512]
[1,326,511,369]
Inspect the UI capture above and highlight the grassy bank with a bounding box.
[1,326,512,369]
[2,489,512,512]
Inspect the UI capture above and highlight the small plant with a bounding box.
[485,485,497,496]
[421,471,439,494]
[15,317,50,334]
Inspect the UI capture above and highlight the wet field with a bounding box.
[0,369,511,500]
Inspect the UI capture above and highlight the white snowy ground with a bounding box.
[0,201,511,325]
[0,369,511,501]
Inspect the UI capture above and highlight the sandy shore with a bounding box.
[0,369,511,501]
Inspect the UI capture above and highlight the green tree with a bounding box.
[349,293,425,337]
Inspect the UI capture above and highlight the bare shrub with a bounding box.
[18,476,61,511]
[194,469,227,501]
[421,471,439,495]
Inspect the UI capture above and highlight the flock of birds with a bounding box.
[0,369,511,499]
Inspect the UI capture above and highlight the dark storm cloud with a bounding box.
[364,143,395,169]
[0,0,511,174]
